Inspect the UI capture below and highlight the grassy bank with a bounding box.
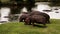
[0,19,60,34]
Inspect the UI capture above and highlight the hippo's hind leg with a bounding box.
[47,19,50,24]
[43,20,47,27]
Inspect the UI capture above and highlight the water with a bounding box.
[0,7,10,22]
[33,2,60,19]
[21,7,28,12]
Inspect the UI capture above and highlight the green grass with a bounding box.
[0,19,60,34]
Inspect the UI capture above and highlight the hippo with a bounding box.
[30,11,50,23]
[25,15,47,26]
